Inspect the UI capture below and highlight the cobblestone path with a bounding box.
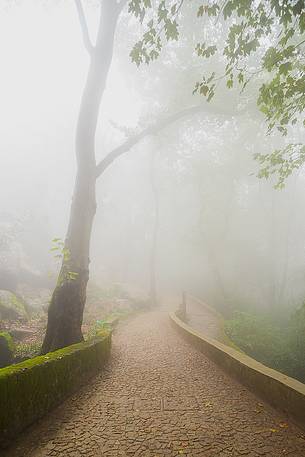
[187,297,223,341]
[4,311,305,457]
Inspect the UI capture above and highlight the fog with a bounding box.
[0,1,305,364]
[1,1,305,453]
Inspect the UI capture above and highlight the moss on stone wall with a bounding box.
[0,331,111,448]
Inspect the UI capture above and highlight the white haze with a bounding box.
[1,0,305,317]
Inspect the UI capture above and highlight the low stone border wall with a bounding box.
[187,294,238,347]
[170,311,305,430]
[0,332,111,447]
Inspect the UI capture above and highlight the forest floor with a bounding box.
[0,284,135,360]
[4,310,305,457]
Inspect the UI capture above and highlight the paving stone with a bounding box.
[3,311,305,457]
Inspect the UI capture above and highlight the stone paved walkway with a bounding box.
[4,311,305,456]
[187,296,223,341]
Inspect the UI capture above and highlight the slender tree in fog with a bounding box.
[42,1,211,352]
[42,0,304,352]
[42,1,127,353]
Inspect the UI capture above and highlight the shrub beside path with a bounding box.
[4,310,305,456]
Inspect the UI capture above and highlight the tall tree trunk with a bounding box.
[149,150,159,307]
[42,2,119,354]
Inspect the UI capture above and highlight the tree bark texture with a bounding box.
[42,2,119,353]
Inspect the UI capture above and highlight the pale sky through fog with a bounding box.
[1,0,305,311]
[0,0,140,232]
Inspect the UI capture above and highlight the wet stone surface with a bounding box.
[4,311,305,457]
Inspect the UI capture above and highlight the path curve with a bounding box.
[4,311,305,456]
[187,296,223,341]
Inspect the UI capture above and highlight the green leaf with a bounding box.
[226,78,233,89]
[164,19,179,41]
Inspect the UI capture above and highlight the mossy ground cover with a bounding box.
[225,306,305,383]
[0,330,111,448]
[0,332,15,368]
[0,331,15,353]
[0,291,28,321]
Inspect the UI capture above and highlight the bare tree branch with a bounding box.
[95,105,206,178]
[95,100,255,178]
[74,0,94,55]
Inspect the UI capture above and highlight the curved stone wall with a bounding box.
[170,311,305,430]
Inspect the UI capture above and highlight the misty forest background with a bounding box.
[0,0,305,381]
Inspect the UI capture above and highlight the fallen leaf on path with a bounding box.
[279,422,288,429]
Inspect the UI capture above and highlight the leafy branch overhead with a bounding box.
[129,0,182,65]
[255,143,305,190]
[129,0,305,186]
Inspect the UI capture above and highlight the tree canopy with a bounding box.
[129,0,305,187]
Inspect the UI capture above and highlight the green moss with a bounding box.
[10,294,26,313]
[0,292,28,321]
[0,332,15,354]
[0,332,110,378]
[0,332,15,369]
[85,309,133,341]
[0,330,112,447]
